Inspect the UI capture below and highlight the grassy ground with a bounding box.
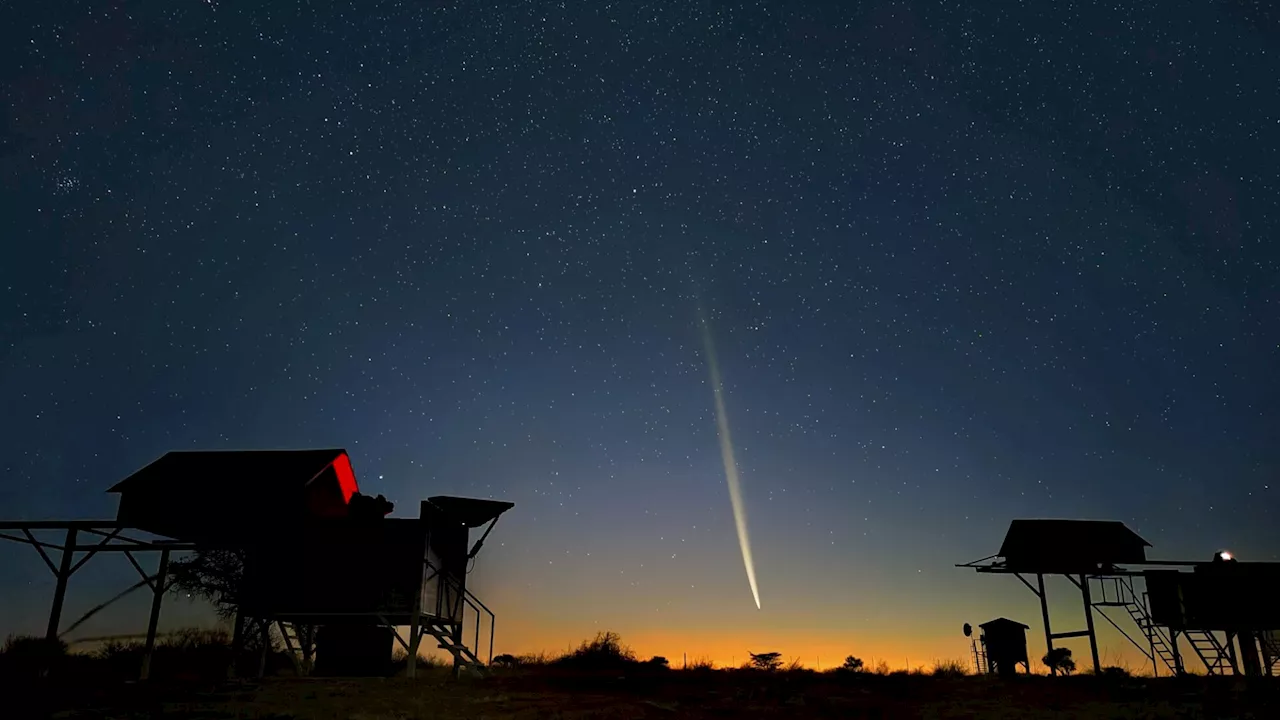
[9,667,1278,719]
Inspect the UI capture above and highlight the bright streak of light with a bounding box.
[699,310,761,610]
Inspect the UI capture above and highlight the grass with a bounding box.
[3,629,1276,718]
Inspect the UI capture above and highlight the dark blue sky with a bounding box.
[2,1,1276,666]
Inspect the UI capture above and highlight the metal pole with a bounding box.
[1080,574,1101,674]
[1170,628,1183,675]
[408,530,427,679]
[1036,573,1055,676]
[139,548,170,681]
[45,528,78,640]
[257,619,269,678]
[229,610,245,679]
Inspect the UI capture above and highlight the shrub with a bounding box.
[0,635,69,678]
[686,657,715,671]
[932,659,968,678]
[492,653,521,668]
[554,631,636,670]
[1042,647,1076,676]
[646,656,670,669]
[841,655,864,672]
[517,652,552,666]
[1097,665,1131,679]
[748,651,783,671]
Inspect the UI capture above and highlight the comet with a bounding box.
[699,308,762,610]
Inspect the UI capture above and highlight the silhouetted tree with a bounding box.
[841,655,865,672]
[1042,647,1075,676]
[647,655,670,669]
[555,631,636,670]
[492,653,520,668]
[748,651,783,671]
[168,548,246,619]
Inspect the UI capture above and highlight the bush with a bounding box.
[95,628,238,680]
[748,651,783,671]
[1042,647,1076,676]
[841,655,864,672]
[686,657,715,671]
[553,631,636,671]
[931,659,968,678]
[0,635,69,679]
[492,653,521,668]
[1097,665,1131,679]
[646,656,670,669]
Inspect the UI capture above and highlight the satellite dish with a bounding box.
[963,623,972,637]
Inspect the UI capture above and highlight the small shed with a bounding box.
[979,618,1030,677]
[108,449,359,544]
[998,519,1150,573]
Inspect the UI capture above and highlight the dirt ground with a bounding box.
[14,669,1280,719]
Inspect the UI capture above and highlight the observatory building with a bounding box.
[960,518,1280,677]
[0,448,512,679]
[973,618,1030,677]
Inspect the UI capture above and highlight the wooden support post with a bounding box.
[408,533,427,679]
[1036,573,1055,676]
[45,528,78,640]
[257,619,270,678]
[1170,628,1183,675]
[229,610,246,678]
[139,548,170,681]
[1080,574,1101,674]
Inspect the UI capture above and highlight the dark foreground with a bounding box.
[9,669,1280,719]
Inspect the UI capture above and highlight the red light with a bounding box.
[332,452,359,502]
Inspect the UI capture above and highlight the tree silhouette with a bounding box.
[1042,647,1075,676]
[167,548,246,619]
[748,651,783,671]
[492,653,520,667]
[841,655,865,672]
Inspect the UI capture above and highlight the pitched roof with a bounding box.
[998,519,1151,559]
[980,617,1030,630]
[109,448,353,496]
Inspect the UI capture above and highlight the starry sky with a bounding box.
[2,1,1277,671]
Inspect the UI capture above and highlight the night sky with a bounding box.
[3,1,1277,671]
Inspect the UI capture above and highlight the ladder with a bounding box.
[424,621,486,674]
[1092,577,1181,675]
[970,637,987,675]
[1184,629,1234,675]
[276,621,313,675]
[1123,590,1181,675]
[1261,630,1280,677]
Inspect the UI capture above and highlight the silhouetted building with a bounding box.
[979,618,1030,677]
[998,519,1150,573]
[109,449,359,544]
[963,519,1280,678]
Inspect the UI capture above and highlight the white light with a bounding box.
[700,309,761,611]
[1219,551,1233,561]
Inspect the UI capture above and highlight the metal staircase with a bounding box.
[1184,629,1234,675]
[276,620,316,674]
[1261,630,1280,677]
[419,557,496,675]
[1091,576,1181,675]
[424,621,486,673]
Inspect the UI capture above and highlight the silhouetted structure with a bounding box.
[960,519,1280,677]
[0,448,513,680]
[978,618,1030,677]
